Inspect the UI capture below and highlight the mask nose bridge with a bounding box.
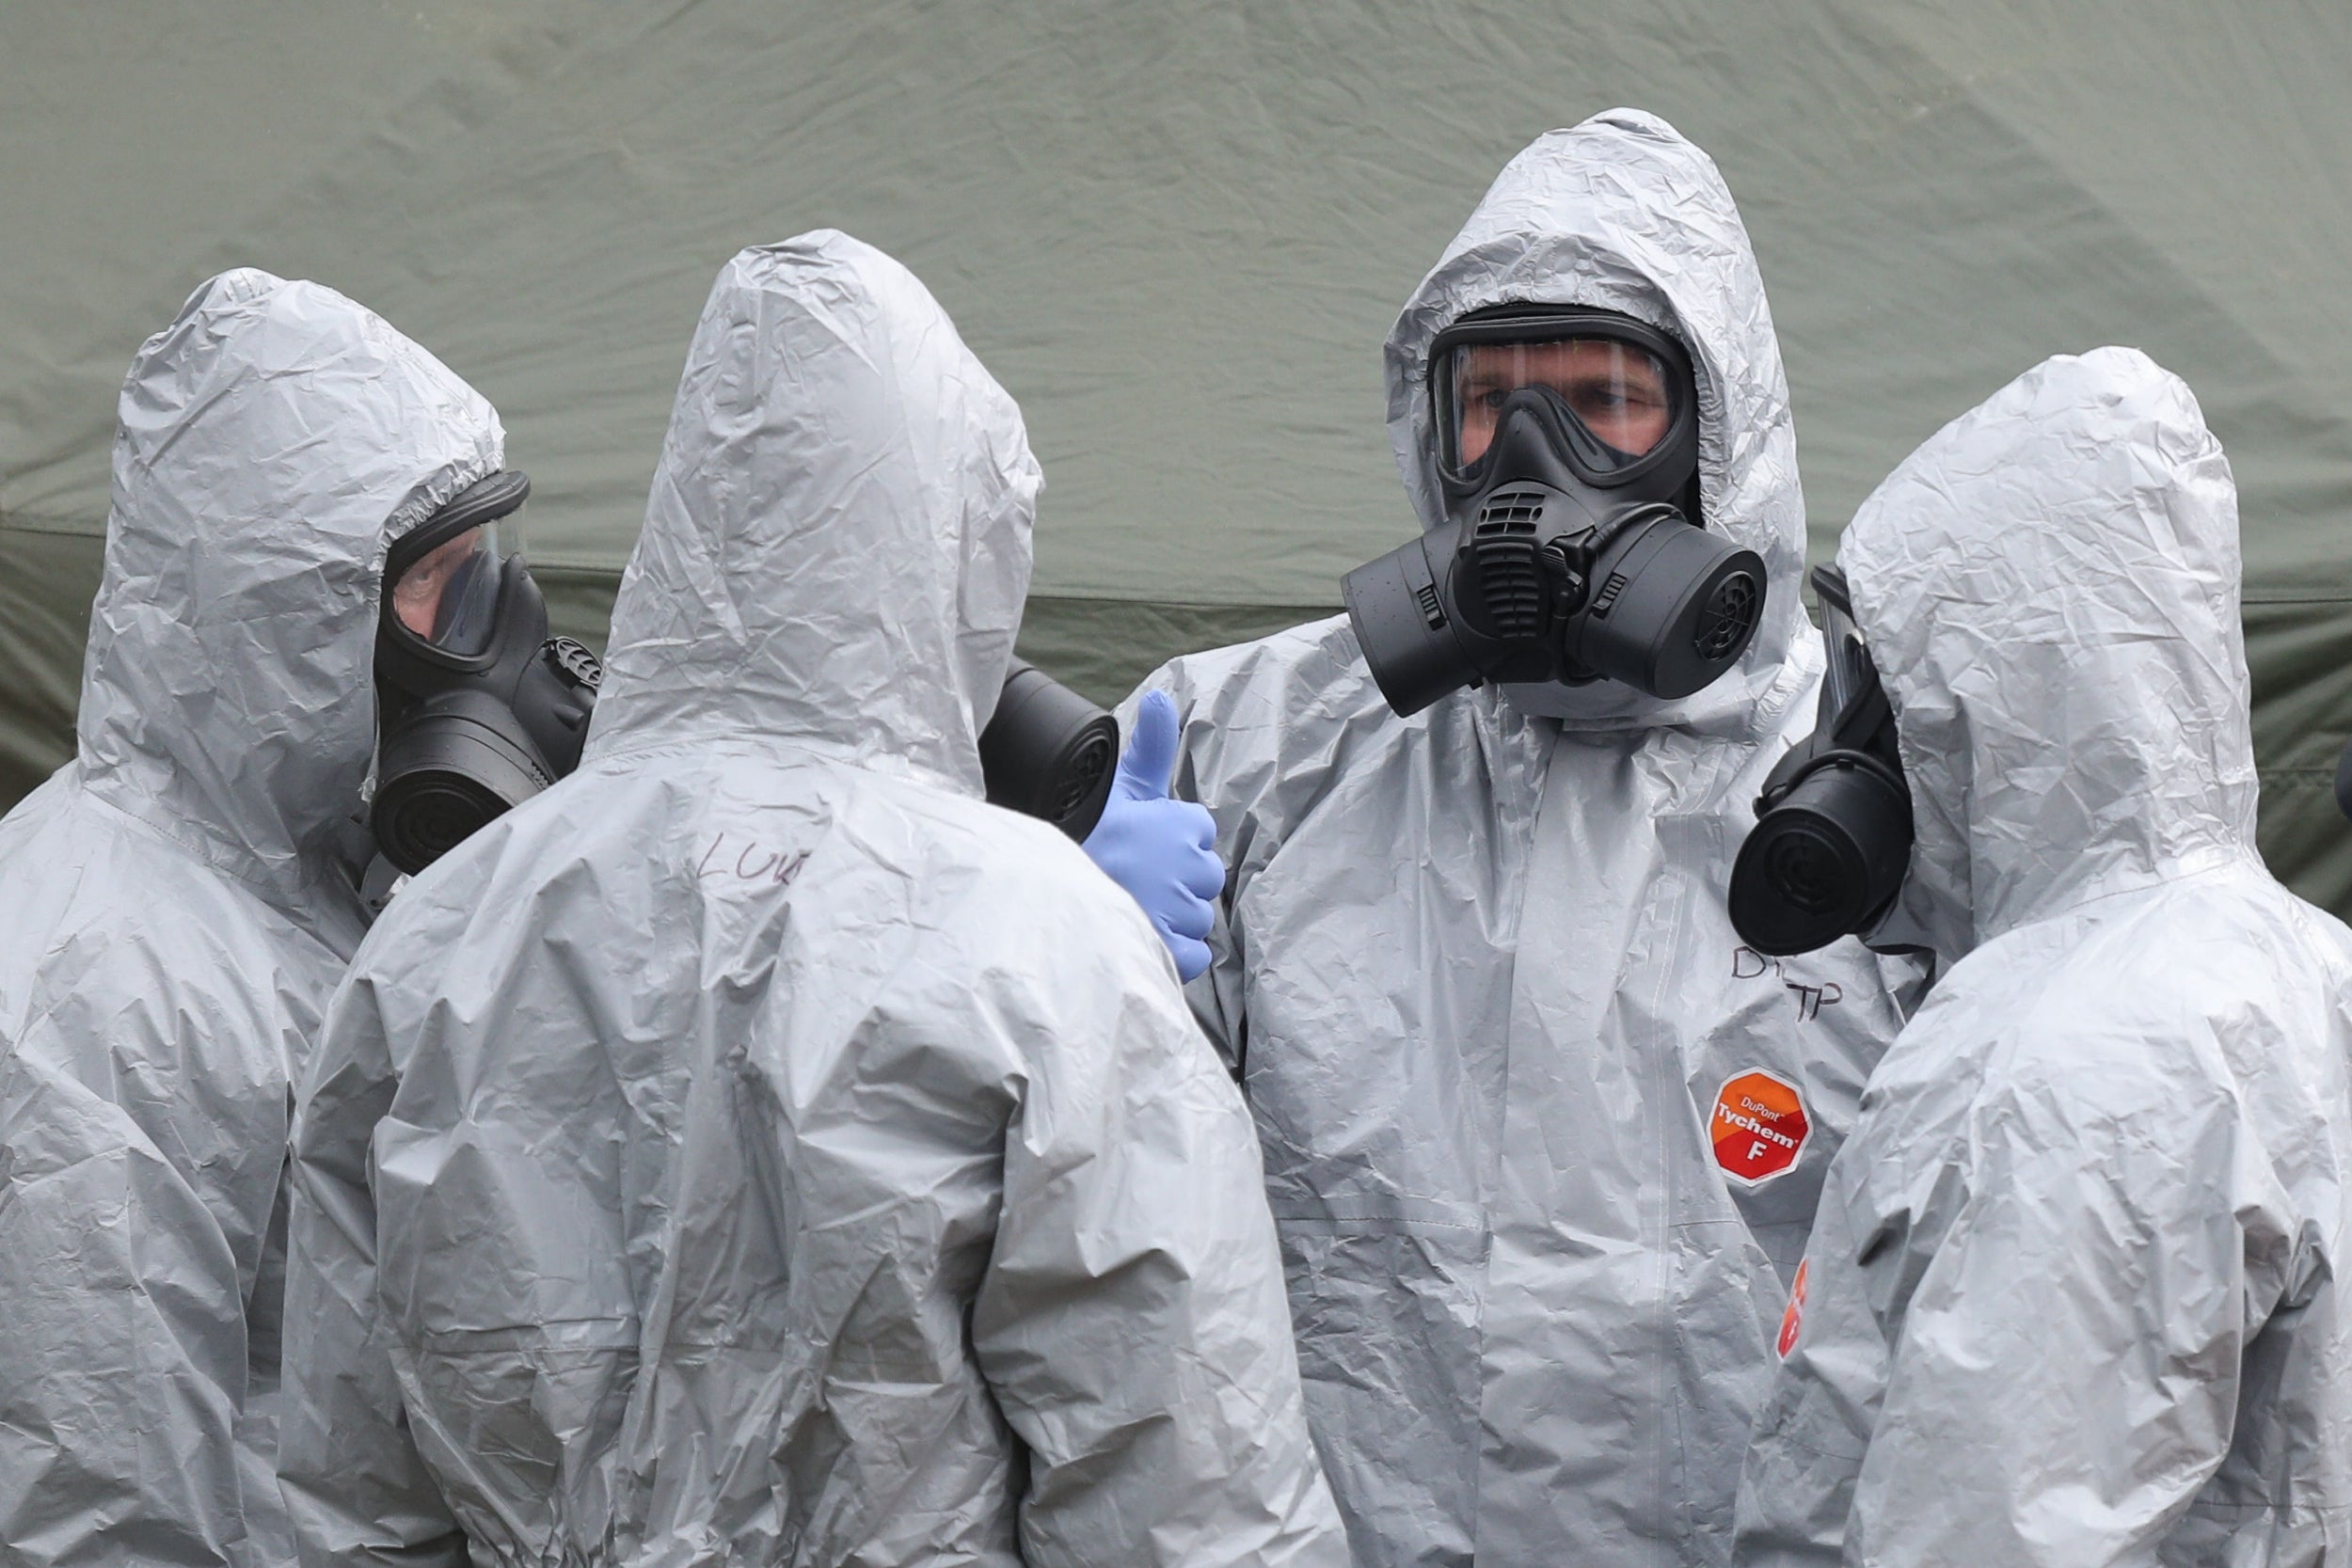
[1475,388,1589,491]
[1440,374,1693,514]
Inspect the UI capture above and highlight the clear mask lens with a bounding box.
[389,515,516,657]
[1445,337,1679,469]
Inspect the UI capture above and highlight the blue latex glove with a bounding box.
[1083,689,1225,981]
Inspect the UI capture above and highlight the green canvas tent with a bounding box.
[8,0,2352,908]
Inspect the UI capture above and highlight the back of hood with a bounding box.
[79,268,503,896]
[1383,109,1809,735]
[583,232,1041,796]
[1842,347,2255,963]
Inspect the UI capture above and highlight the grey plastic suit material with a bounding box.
[0,269,501,1568]
[1731,355,2352,1568]
[278,231,1348,1568]
[1120,111,1918,1567]
[1731,350,2352,1567]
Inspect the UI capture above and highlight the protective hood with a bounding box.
[78,268,502,896]
[1384,109,1808,731]
[1839,347,2255,967]
[583,231,1041,796]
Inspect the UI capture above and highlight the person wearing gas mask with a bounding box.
[0,269,528,1567]
[365,374,1211,958]
[366,468,601,881]
[1729,349,2352,1567]
[278,231,1345,1568]
[373,435,1217,974]
[1119,110,1918,1565]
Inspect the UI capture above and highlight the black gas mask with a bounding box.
[375,473,1120,874]
[1343,306,1766,717]
[373,471,602,874]
[979,658,1120,841]
[1728,565,1914,956]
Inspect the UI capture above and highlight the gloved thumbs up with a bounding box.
[1114,687,1185,803]
[1084,690,1226,981]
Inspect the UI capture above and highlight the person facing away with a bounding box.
[1116,108,1922,1567]
[278,230,1349,1568]
[1732,347,2352,1567]
[0,269,504,1567]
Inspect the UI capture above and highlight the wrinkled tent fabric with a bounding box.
[1734,349,2352,1565]
[5,2,2352,912]
[0,270,501,1567]
[279,231,1347,1568]
[1119,112,1919,1566]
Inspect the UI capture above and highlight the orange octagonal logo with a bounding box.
[1711,1069,1810,1187]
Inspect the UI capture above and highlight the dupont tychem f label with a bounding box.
[1711,1069,1810,1186]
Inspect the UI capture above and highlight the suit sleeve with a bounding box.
[967,902,1346,1568]
[278,971,472,1568]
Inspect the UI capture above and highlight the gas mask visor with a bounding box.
[1433,310,1691,482]
[373,471,602,874]
[1727,564,1913,956]
[387,485,515,657]
[1343,306,1765,717]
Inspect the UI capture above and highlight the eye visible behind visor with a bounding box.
[1429,307,1695,483]
[383,470,532,660]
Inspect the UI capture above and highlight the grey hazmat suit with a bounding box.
[1733,349,2352,1566]
[0,269,502,1567]
[1120,109,1919,1567]
[278,230,1347,1568]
